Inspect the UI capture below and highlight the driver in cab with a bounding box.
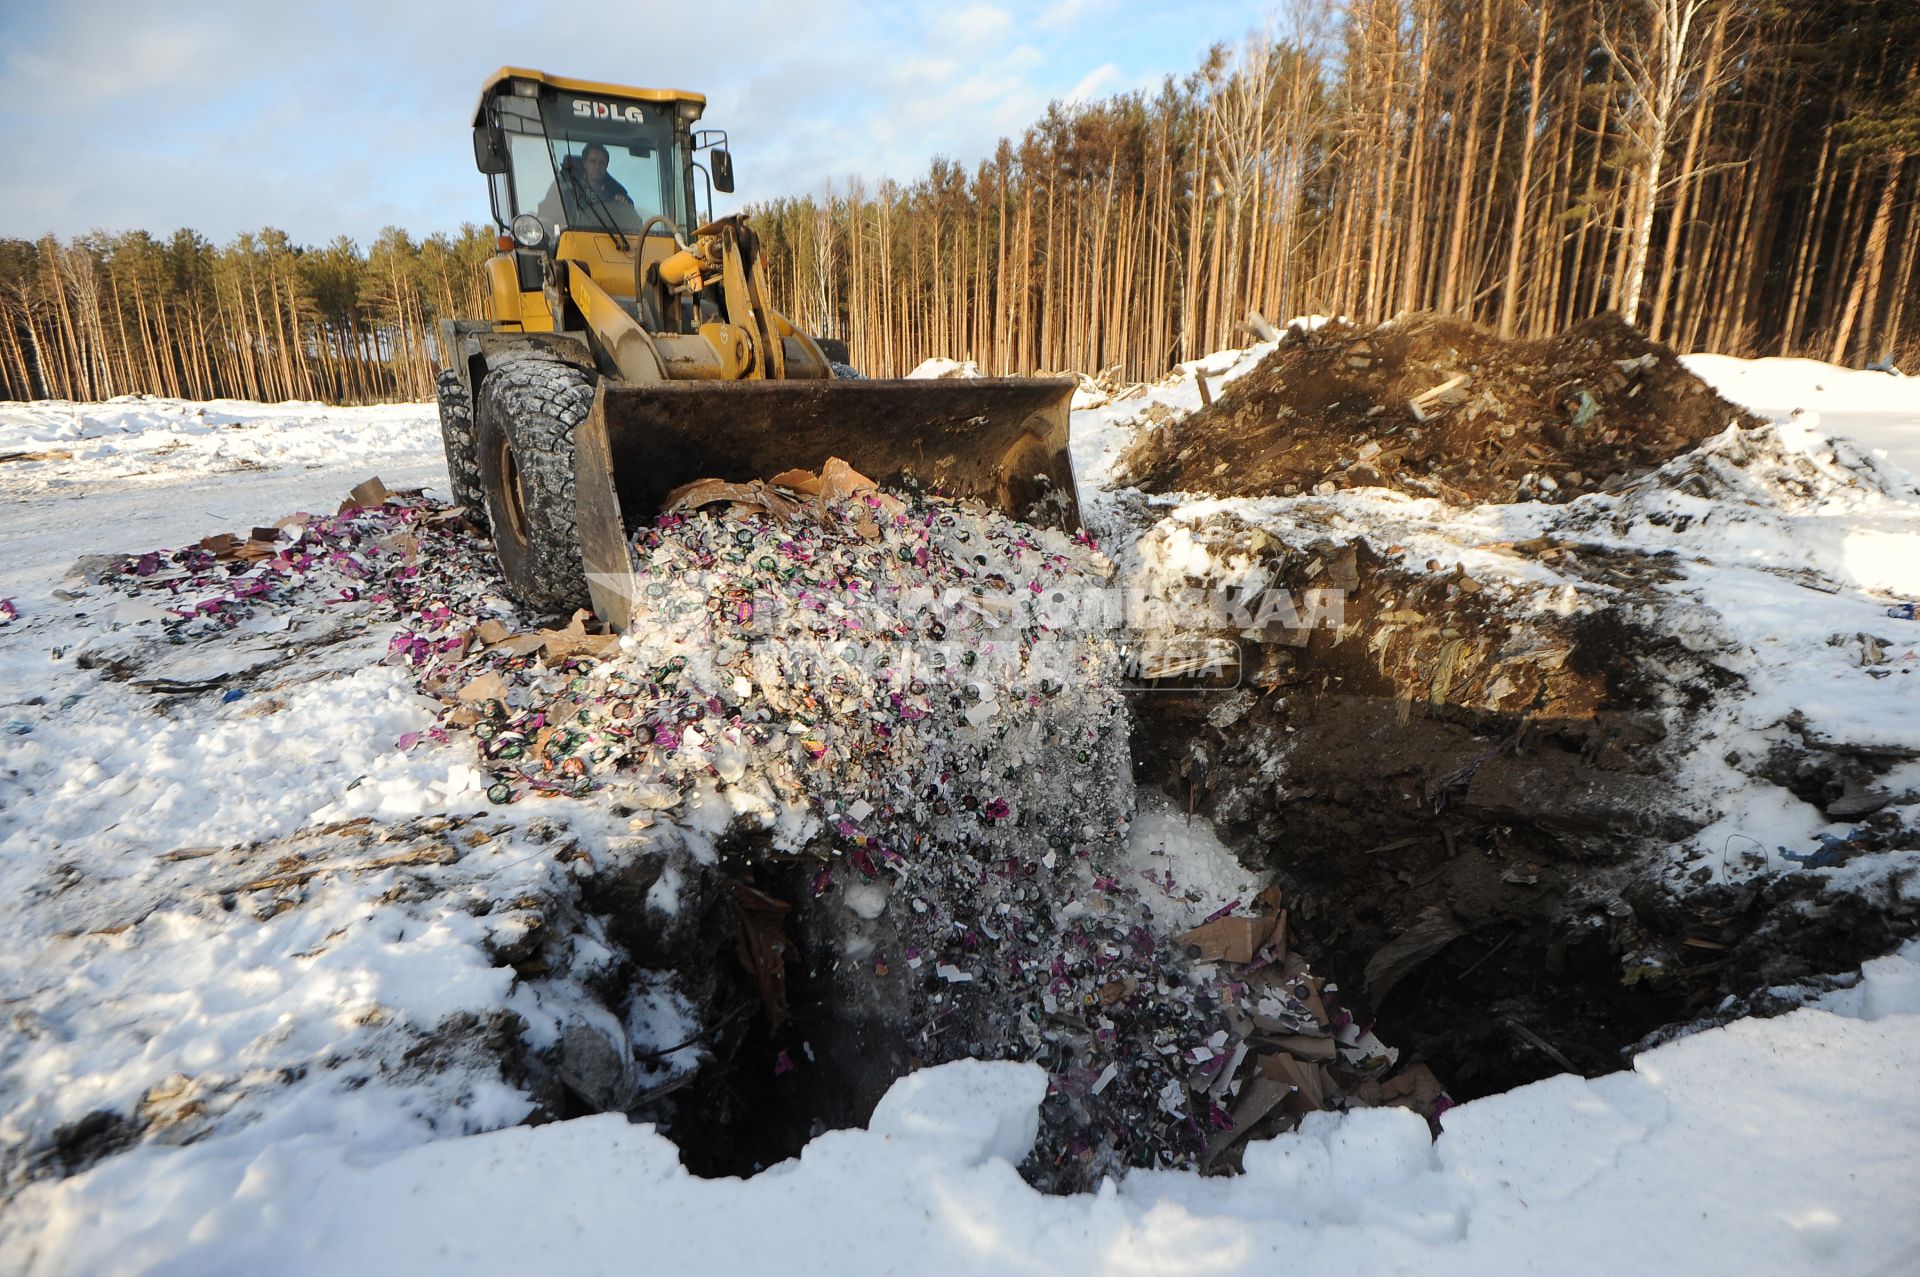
[535,142,633,233]
[573,142,630,206]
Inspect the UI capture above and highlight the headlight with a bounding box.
[511,214,546,249]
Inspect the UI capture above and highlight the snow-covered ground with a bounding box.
[0,398,444,610]
[13,953,1920,1276]
[1,355,1917,1275]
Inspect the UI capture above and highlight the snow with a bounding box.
[1117,795,1270,930]
[8,944,1918,1276]
[1,356,1918,1272]
[1683,355,1920,478]
[0,395,445,612]
[1069,339,1277,534]
[903,356,985,379]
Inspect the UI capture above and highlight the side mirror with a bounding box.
[711,149,735,194]
[473,125,508,175]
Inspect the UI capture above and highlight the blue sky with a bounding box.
[0,0,1277,247]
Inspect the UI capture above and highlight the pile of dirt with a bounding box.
[1118,313,1762,503]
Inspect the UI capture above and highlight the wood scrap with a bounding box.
[1365,905,1466,1002]
[733,880,794,1029]
[220,843,459,894]
[1409,372,1472,421]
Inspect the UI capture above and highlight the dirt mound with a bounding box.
[1118,313,1762,504]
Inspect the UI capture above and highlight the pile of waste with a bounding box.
[84,471,1446,1188]
[1117,312,1760,503]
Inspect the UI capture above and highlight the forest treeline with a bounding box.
[0,228,493,403]
[3,0,1916,403]
[756,0,1919,378]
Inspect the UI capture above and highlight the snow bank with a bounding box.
[0,396,437,492]
[0,397,447,608]
[9,943,1917,1276]
[1683,354,1920,480]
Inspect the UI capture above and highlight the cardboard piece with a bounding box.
[1257,956,1328,1027]
[818,456,878,500]
[661,477,803,520]
[378,532,420,561]
[1264,907,1289,955]
[346,476,392,509]
[1177,915,1267,964]
[1256,1051,1333,1110]
[1242,972,1323,1035]
[1205,1075,1293,1163]
[457,671,509,703]
[1378,1062,1445,1111]
[1264,1033,1338,1062]
[769,467,825,496]
[235,531,281,561]
[472,618,545,657]
[539,610,620,659]
[733,880,794,1029]
[1298,977,1328,1027]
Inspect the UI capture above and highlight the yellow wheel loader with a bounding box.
[437,68,1081,627]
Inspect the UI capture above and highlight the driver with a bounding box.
[533,142,636,234]
[574,142,631,206]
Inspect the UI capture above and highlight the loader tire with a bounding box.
[435,368,487,529]
[476,357,595,616]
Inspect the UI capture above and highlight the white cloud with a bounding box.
[1065,62,1121,103]
[1037,0,1109,30]
[934,4,1013,48]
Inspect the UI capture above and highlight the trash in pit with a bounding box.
[83,468,1440,1189]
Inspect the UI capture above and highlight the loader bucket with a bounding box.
[573,376,1081,629]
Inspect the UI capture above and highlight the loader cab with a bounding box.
[470,68,728,331]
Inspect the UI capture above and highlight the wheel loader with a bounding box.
[437,68,1081,628]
